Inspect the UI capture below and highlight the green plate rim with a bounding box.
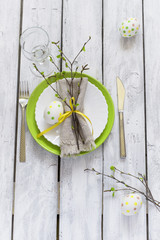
[26,72,115,156]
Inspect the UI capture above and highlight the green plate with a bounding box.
[26,72,115,156]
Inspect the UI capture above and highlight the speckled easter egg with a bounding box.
[119,18,140,38]
[121,193,143,216]
[44,101,64,125]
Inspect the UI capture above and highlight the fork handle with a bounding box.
[119,112,126,158]
[20,107,26,162]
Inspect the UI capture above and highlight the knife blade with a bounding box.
[116,77,126,158]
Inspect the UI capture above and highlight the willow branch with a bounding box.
[49,56,71,89]
[33,63,71,109]
[114,167,160,210]
[71,36,91,65]
[52,41,72,66]
[84,168,160,211]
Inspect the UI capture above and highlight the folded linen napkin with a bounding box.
[58,77,95,157]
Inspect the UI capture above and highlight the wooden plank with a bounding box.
[60,0,103,239]
[143,0,160,239]
[103,0,147,239]
[0,0,21,239]
[13,1,62,239]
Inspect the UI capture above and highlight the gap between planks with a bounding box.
[11,0,24,239]
[101,0,104,239]
[56,0,64,238]
[142,0,149,239]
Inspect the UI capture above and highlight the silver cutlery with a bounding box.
[116,77,126,158]
[19,81,29,162]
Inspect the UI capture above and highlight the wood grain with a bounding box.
[0,0,21,239]
[103,0,147,239]
[4,0,160,238]
[144,0,160,239]
[60,0,103,239]
[13,1,62,239]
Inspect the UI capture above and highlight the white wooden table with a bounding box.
[1,0,160,239]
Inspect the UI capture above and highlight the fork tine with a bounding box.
[22,82,24,96]
[22,81,24,97]
[26,81,29,97]
[19,81,29,98]
[20,81,22,96]
[24,81,26,97]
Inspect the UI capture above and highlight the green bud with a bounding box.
[110,166,115,172]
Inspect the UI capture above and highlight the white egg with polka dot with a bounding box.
[121,193,143,216]
[119,17,140,38]
[44,101,64,125]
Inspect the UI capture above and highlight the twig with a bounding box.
[35,37,91,151]
[114,167,160,211]
[49,56,71,90]
[76,64,89,103]
[138,173,160,211]
[84,168,160,211]
[104,188,133,193]
[71,36,91,65]
[75,114,85,144]
[33,63,71,109]
[70,37,91,96]
[52,41,72,66]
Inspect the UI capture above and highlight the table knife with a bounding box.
[116,77,126,158]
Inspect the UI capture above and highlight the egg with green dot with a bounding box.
[121,193,143,216]
[44,100,64,125]
[119,17,140,38]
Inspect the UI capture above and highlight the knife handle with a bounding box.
[119,112,126,158]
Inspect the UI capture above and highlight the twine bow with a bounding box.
[37,97,93,138]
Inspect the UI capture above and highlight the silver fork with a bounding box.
[19,81,29,162]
